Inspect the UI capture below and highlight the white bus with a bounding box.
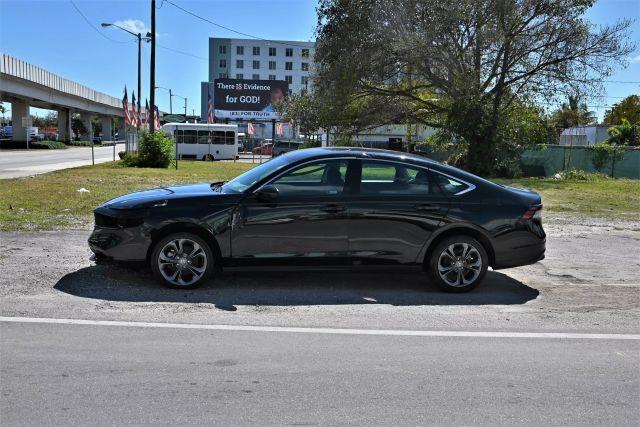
[162,123,239,161]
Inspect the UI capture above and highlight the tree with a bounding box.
[549,95,596,129]
[71,114,86,139]
[607,118,639,146]
[314,0,633,175]
[603,94,640,125]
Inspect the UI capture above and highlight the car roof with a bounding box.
[288,147,440,165]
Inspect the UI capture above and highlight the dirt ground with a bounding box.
[1,214,638,334]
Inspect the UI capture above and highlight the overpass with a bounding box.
[0,53,125,144]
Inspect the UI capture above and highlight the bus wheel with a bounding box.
[203,154,214,161]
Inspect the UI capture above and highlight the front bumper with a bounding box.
[88,208,151,261]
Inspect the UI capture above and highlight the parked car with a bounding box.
[253,142,273,156]
[272,140,303,157]
[92,136,102,144]
[89,147,545,292]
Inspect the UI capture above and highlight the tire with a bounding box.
[150,232,215,289]
[427,235,488,293]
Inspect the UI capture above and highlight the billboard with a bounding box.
[206,78,288,120]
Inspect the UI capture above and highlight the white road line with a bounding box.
[1,316,639,340]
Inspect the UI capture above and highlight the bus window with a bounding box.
[173,129,183,144]
[197,130,211,144]
[225,131,235,145]
[183,130,197,144]
[213,131,225,144]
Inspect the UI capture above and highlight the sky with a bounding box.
[0,0,639,121]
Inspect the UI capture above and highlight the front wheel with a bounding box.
[150,233,215,289]
[427,235,488,293]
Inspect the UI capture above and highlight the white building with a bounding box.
[201,37,315,125]
[559,126,610,146]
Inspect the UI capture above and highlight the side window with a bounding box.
[197,130,210,144]
[360,161,434,195]
[432,173,469,195]
[173,129,183,144]
[225,131,235,145]
[183,130,197,144]
[271,160,348,197]
[212,131,225,144]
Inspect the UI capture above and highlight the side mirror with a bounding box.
[254,184,279,202]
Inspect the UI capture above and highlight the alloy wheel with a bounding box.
[437,242,483,287]
[157,238,208,287]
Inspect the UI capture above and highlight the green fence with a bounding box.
[521,145,640,179]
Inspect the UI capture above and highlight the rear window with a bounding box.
[432,173,469,195]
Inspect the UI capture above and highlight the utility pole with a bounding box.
[149,0,156,133]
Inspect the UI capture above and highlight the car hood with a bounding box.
[104,183,220,210]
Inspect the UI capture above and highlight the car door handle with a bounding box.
[320,205,346,214]
[415,204,440,212]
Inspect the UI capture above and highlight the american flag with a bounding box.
[154,105,160,130]
[247,122,255,135]
[122,86,131,126]
[207,89,214,124]
[131,91,139,128]
[145,99,150,129]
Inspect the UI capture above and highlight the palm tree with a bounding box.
[550,95,597,129]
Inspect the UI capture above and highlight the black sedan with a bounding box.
[89,147,545,292]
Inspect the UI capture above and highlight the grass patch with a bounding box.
[0,161,253,231]
[494,177,640,220]
[0,161,637,231]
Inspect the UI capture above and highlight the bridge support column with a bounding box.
[80,113,93,141]
[11,99,29,145]
[117,119,125,142]
[101,116,112,141]
[57,108,71,143]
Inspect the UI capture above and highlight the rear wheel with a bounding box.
[150,233,214,289]
[427,235,488,293]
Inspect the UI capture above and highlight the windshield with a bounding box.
[221,156,291,193]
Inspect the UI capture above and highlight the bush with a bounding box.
[123,131,174,168]
[30,140,67,149]
[556,168,610,181]
[65,140,93,147]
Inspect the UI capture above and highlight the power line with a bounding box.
[68,0,129,44]
[157,43,207,60]
[163,0,313,48]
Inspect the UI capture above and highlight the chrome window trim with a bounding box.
[253,155,476,196]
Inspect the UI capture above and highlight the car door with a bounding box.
[231,158,353,265]
[346,159,450,264]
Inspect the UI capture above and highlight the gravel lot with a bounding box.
[1,214,639,334]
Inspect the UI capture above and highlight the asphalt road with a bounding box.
[0,145,121,179]
[2,321,638,425]
[1,215,639,425]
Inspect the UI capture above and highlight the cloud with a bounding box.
[112,19,152,36]
[629,54,640,63]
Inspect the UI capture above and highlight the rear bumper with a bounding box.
[492,237,546,269]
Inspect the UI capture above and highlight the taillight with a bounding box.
[522,205,542,221]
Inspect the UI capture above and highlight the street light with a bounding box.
[101,22,150,128]
[154,86,173,114]
[172,94,188,121]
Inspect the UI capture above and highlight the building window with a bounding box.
[253,74,260,80]
[301,76,308,85]
[219,72,227,78]
[236,59,244,69]
[236,73,244,79]
[269,47,276,56]
[302,48,309,58]
[253,46,260,55]
[285,48,293,57]
[285,62,292,70]
[253,60,260,69]
[301,62,309,71]
[285,75,292,84]
[268,61,276,70]
[269,74,276,80]
[236,46,244,55]
[219,45,226,54]
[219,59,226,68]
